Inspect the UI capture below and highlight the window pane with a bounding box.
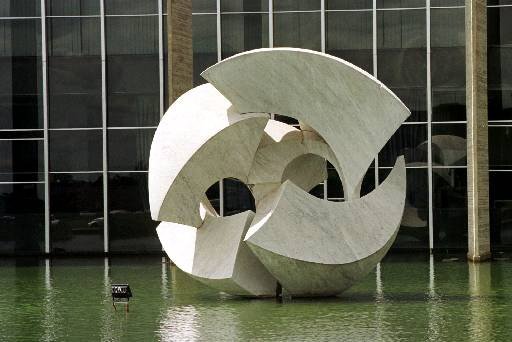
[488,7,512,121]
[377,9,426,122]
[489,126,512,169]
[221,13,268,59]
[274,0,320,11]
[109,173,160,253]
[379,124,428,167]
[490,171,512,247]
[326,10,373,73]
[192,0,217,13]
[327,0,372,10]
[360,166,376,197]
[274,12,321,51]
[488,0,512,5]
[431,0,463,6]
[223,178,255,216]
[105,0,157,15]
[106,16,159,127]
[431,123,467,166]
[431,8,465,121]
[50,173,103,253]
[377,0,425,8]
[0,183,44,254]
[106,17,158,55]
[0,130,42,139]
[433,168,467,249]
[108,129,155,171]
[309,183,324,199]
[380,168,429,248]
[163,15,169,109]
[327,163,344,199]
[0,140,43,182]
[46,0,99,16]
[49,130,102,172]
[0,1,40,17]
[0,19,42,129]
[48,17,102,128]
[221,0,268,12]
[206,182,220,213]
[193,14,217,86]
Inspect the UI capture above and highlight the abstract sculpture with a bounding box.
[149,48,410,297]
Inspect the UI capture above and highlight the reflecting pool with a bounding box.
[1,255,512,341]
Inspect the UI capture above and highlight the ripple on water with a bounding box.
[1,256,512,341]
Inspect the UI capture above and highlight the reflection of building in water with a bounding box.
[42,259,58,342]
[427,255,442,342]
[159,305,201,342]
[159,267,239,342]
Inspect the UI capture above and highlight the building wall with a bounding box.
[0,0,164,255]
[0,0,510,255]
[488,1,512,249]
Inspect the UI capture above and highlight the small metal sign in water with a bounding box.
[112,284,132,312]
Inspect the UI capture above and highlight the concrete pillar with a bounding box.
[167,0,193,105]
[466,0,491,262]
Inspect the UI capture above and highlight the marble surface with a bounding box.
[149,48,410,297]
[244,157,405,296]
[157,212,276,296]
[148,84,268,227]
[202,48,409,200]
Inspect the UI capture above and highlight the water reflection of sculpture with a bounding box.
[149,48,409,297]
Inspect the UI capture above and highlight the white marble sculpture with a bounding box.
[149,48,410,297]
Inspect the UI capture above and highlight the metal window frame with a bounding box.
[373,0,379,189]
[159,0,164,119]
[321,0,327,199]
[0,181,45,185]
[321,0,325,53]
[41,0,50,254]
[426,0,434,251]
[216,0,224,216]
[269,0,273,47]
[100,0,109,253]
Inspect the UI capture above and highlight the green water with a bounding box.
[1,255,512,341]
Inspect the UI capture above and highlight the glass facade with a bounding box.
[0,0,507,254]
[489,2,512,250]
[0,1,44,255]
[0,0,160,255]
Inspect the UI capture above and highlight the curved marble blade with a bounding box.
[148,84,268,227]
[202,48,410,200]
[157,211,276,296]
[249,120,337,186]
[244,157,406,296]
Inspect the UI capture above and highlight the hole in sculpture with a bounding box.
[302,160,376,200]
[360,163,376,197]
[324,161,344,201]
[205,181,221,214]
[280,153,346,202]
[222,178,256,216]
[273,114,299,127]
[326,161,379,200]
[202,179,256,218]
